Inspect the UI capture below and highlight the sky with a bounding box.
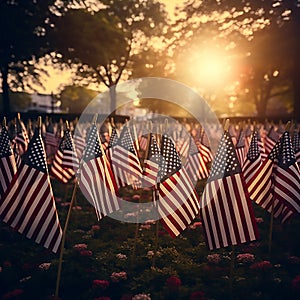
[37,0,182,94]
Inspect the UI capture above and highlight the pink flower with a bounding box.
[2,289,24,299]
[190,291,205,300]
[116,253,127,260]
[73,243,88,250]
[92,225,101,231]
[110,271,127,282]
[255,217,264,223]
[236,253,255,264]
[287,256,300,265]
[189,222,202,229]
[39,262,52,270]
[72,205,82,210]
[207,254,221,264]
[140,224,151,230]
[250,260,272,271]
[166,276,182,290]
[80,250,93,256]
[292,275,300,290]
[132,194,141,200]
[92,279,110,289]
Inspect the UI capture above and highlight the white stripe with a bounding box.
[235,174,256,241]
[15,174,49,231]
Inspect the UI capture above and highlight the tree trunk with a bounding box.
[109,84,117,115]
[292,8,300,121]
[1,65,10,114]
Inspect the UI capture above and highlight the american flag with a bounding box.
[157,133,200,237]
[142,133,161,188]
[292,128,300,164]
[228,124,237,146]
[184,136,209,183]
[111,125,142,185]
[242,130,263,184]
[14,117,29,156]
[50,138,75,184]
[200,130,259,250]
[197,129,213,163]
[107,127,129,188]
[61,128,79,172]
[258,126,267,161]
[13,117,29,166]
[244,123,252,155]
[247,131,300,223]
[44,122,59,159]
[0,128,62,253]
[264,126,281,155]
[138,135,148,152]
[235,128,246,166]
[0,126,17,200]
[79,124,120,220]
[73,124,86,159]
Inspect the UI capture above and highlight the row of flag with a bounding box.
[0,115,300,253]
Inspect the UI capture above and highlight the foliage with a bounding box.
[0,177,300,300]
[0,0,76,112]
[59,85,98,113]
[172,0,300,119]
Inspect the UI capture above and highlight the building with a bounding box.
[26,93,62,113]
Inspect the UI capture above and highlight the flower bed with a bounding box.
[0,180,300,300]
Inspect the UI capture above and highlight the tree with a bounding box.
[172,0,300,119]
[0,0,78,113]
[60,85,98,113]
[50,0,168,113]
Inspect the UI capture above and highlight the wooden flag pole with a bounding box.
[268,121,291,255]
[55,116,87,298]
[132,121,152,265]
[55,179,78,299]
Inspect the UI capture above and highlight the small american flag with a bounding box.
[247,131,300,223]
[264,126,281,155]
[107,127,130,188]
[79,124,120,220]
[157,133,200,237]
[235,129,246,166]
[61,128,79,171]
[0,128,62,253]
[197,129,213,163]
[242,130,263,184]
[184,136,209,183]
[292,129,300,164]
[200,130,259,250]
[0,126,17,200]
[14,117,29,155]
[111,125,142,185]
[142,133,161,188]
[50,138,75,184]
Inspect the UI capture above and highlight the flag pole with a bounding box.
[132,121,151,264]
[152,121,165,267]
[268,121,291,255]
[55,117,84,299]
[55,178,78,299]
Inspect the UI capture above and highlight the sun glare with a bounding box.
[190,49,232,89]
